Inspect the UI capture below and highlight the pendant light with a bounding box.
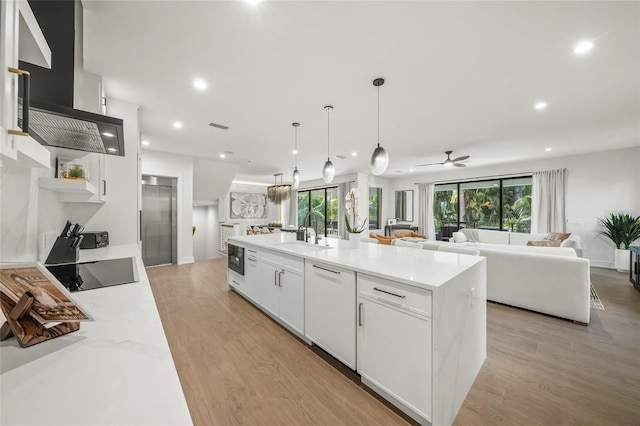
[322,105,335,183]
[267,173,291,204]
[292,122,300,190]
[370,78,389,175]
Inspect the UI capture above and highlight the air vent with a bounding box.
[209,122,229,130]
[336,155,347,159]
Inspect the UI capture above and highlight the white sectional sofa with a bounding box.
[450,229,590,324]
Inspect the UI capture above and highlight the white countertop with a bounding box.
[0,244,192,426]
[229,233,484,290]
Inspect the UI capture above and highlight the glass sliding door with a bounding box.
[502,177,532,233]
[297,186,338,237]
[433,175,533,238]
[434,184,458,240]
[460,180,501,230]
[369,187,382,230]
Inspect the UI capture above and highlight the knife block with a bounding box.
[45,236,79,265]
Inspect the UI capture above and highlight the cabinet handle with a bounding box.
[247,257,257,262]
[312,264,340,274]
[358,302,364,326]
[102,180,107,196]
[8,67,30,137]
[248,249,257,254]
[373,287,406,299]
[274,270,278,286]
[232,280,239,286]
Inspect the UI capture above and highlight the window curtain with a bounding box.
[288,188,298,228]
[418,182,436,240]
[338,182,349,239]
[531,169,566,233]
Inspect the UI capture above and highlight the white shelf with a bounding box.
[38,177,103,203]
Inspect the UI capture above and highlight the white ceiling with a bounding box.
[83,1,640,184]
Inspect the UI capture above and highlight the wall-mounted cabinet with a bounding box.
[0,0,51,168]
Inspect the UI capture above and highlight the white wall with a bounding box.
[192,205,220,260]
[389,147,640,268]
[141,150,194,265]
[64,99,140,246]
[193,158,239,204]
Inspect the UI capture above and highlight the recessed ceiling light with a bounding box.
[101,132,115,137]
[351,152,357,157]
[574,40,593,55]
[142,140,150,146]
[107,147,117,152]
[292,149,298,155]
[173,121,182,129]
[193,78,207,91]
[545,147,553,152]
[409,168,414,172]
[219,153,226,159]
[534,101,547,110]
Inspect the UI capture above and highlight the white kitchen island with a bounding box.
[0,244,192,426]
[228,233,487,426]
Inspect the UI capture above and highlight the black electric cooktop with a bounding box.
[46,257,139,292]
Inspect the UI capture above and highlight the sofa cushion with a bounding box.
[466,242,577,257]
[370,232,392,245]
[527,240,562,247]
[475,229,510,245]
[452,232,468,243]
[546,232,571,242]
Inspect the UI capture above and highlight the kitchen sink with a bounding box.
[275,241,334,251]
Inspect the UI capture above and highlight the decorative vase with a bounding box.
[349,233,361,249]
[614,248,630,273]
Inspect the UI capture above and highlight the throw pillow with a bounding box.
[545,232,571,242]
[460,228,480,242]
[527,240,562,247]
[453,232,468,243]
[394,229,413,238]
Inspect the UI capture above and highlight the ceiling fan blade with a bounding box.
[452,155,470,162]
[416,162,444,167]
[453,162,466,167]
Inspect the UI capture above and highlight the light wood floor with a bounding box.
[147,262,640,425]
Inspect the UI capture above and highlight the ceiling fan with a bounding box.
[416,151,470,168]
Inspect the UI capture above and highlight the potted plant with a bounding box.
[345,188,367,248]
[598,212,640,272]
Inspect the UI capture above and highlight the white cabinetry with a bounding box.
[305,261,356,369]
[357,274,432,424]
[0,0,50,168]
[231,245,305,338]
[227,269,245,292]
[243,247,260,303]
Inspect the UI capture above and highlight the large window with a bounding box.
[297,187,338,237]
[369,187,382,230]
[434,176,532,239]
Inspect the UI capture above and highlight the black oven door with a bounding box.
[228,244,244,275]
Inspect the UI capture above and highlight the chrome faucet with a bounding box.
[300,211,319,244]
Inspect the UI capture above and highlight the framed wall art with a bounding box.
[230,192,267,219]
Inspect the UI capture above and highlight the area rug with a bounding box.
[590,284,605,310]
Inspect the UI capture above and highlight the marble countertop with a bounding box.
[0,244,192,426]
[229,233,484,290]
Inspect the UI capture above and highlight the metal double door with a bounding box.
[141,175,177,266]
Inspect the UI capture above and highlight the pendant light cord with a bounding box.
[327,108,331,159]
[294,126,298,168]
[377,85,380,148]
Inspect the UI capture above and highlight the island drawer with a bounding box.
[357,274,432,318]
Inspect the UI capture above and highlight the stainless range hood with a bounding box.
[18,0,125,156]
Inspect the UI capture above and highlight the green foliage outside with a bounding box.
[433,180,532,233]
